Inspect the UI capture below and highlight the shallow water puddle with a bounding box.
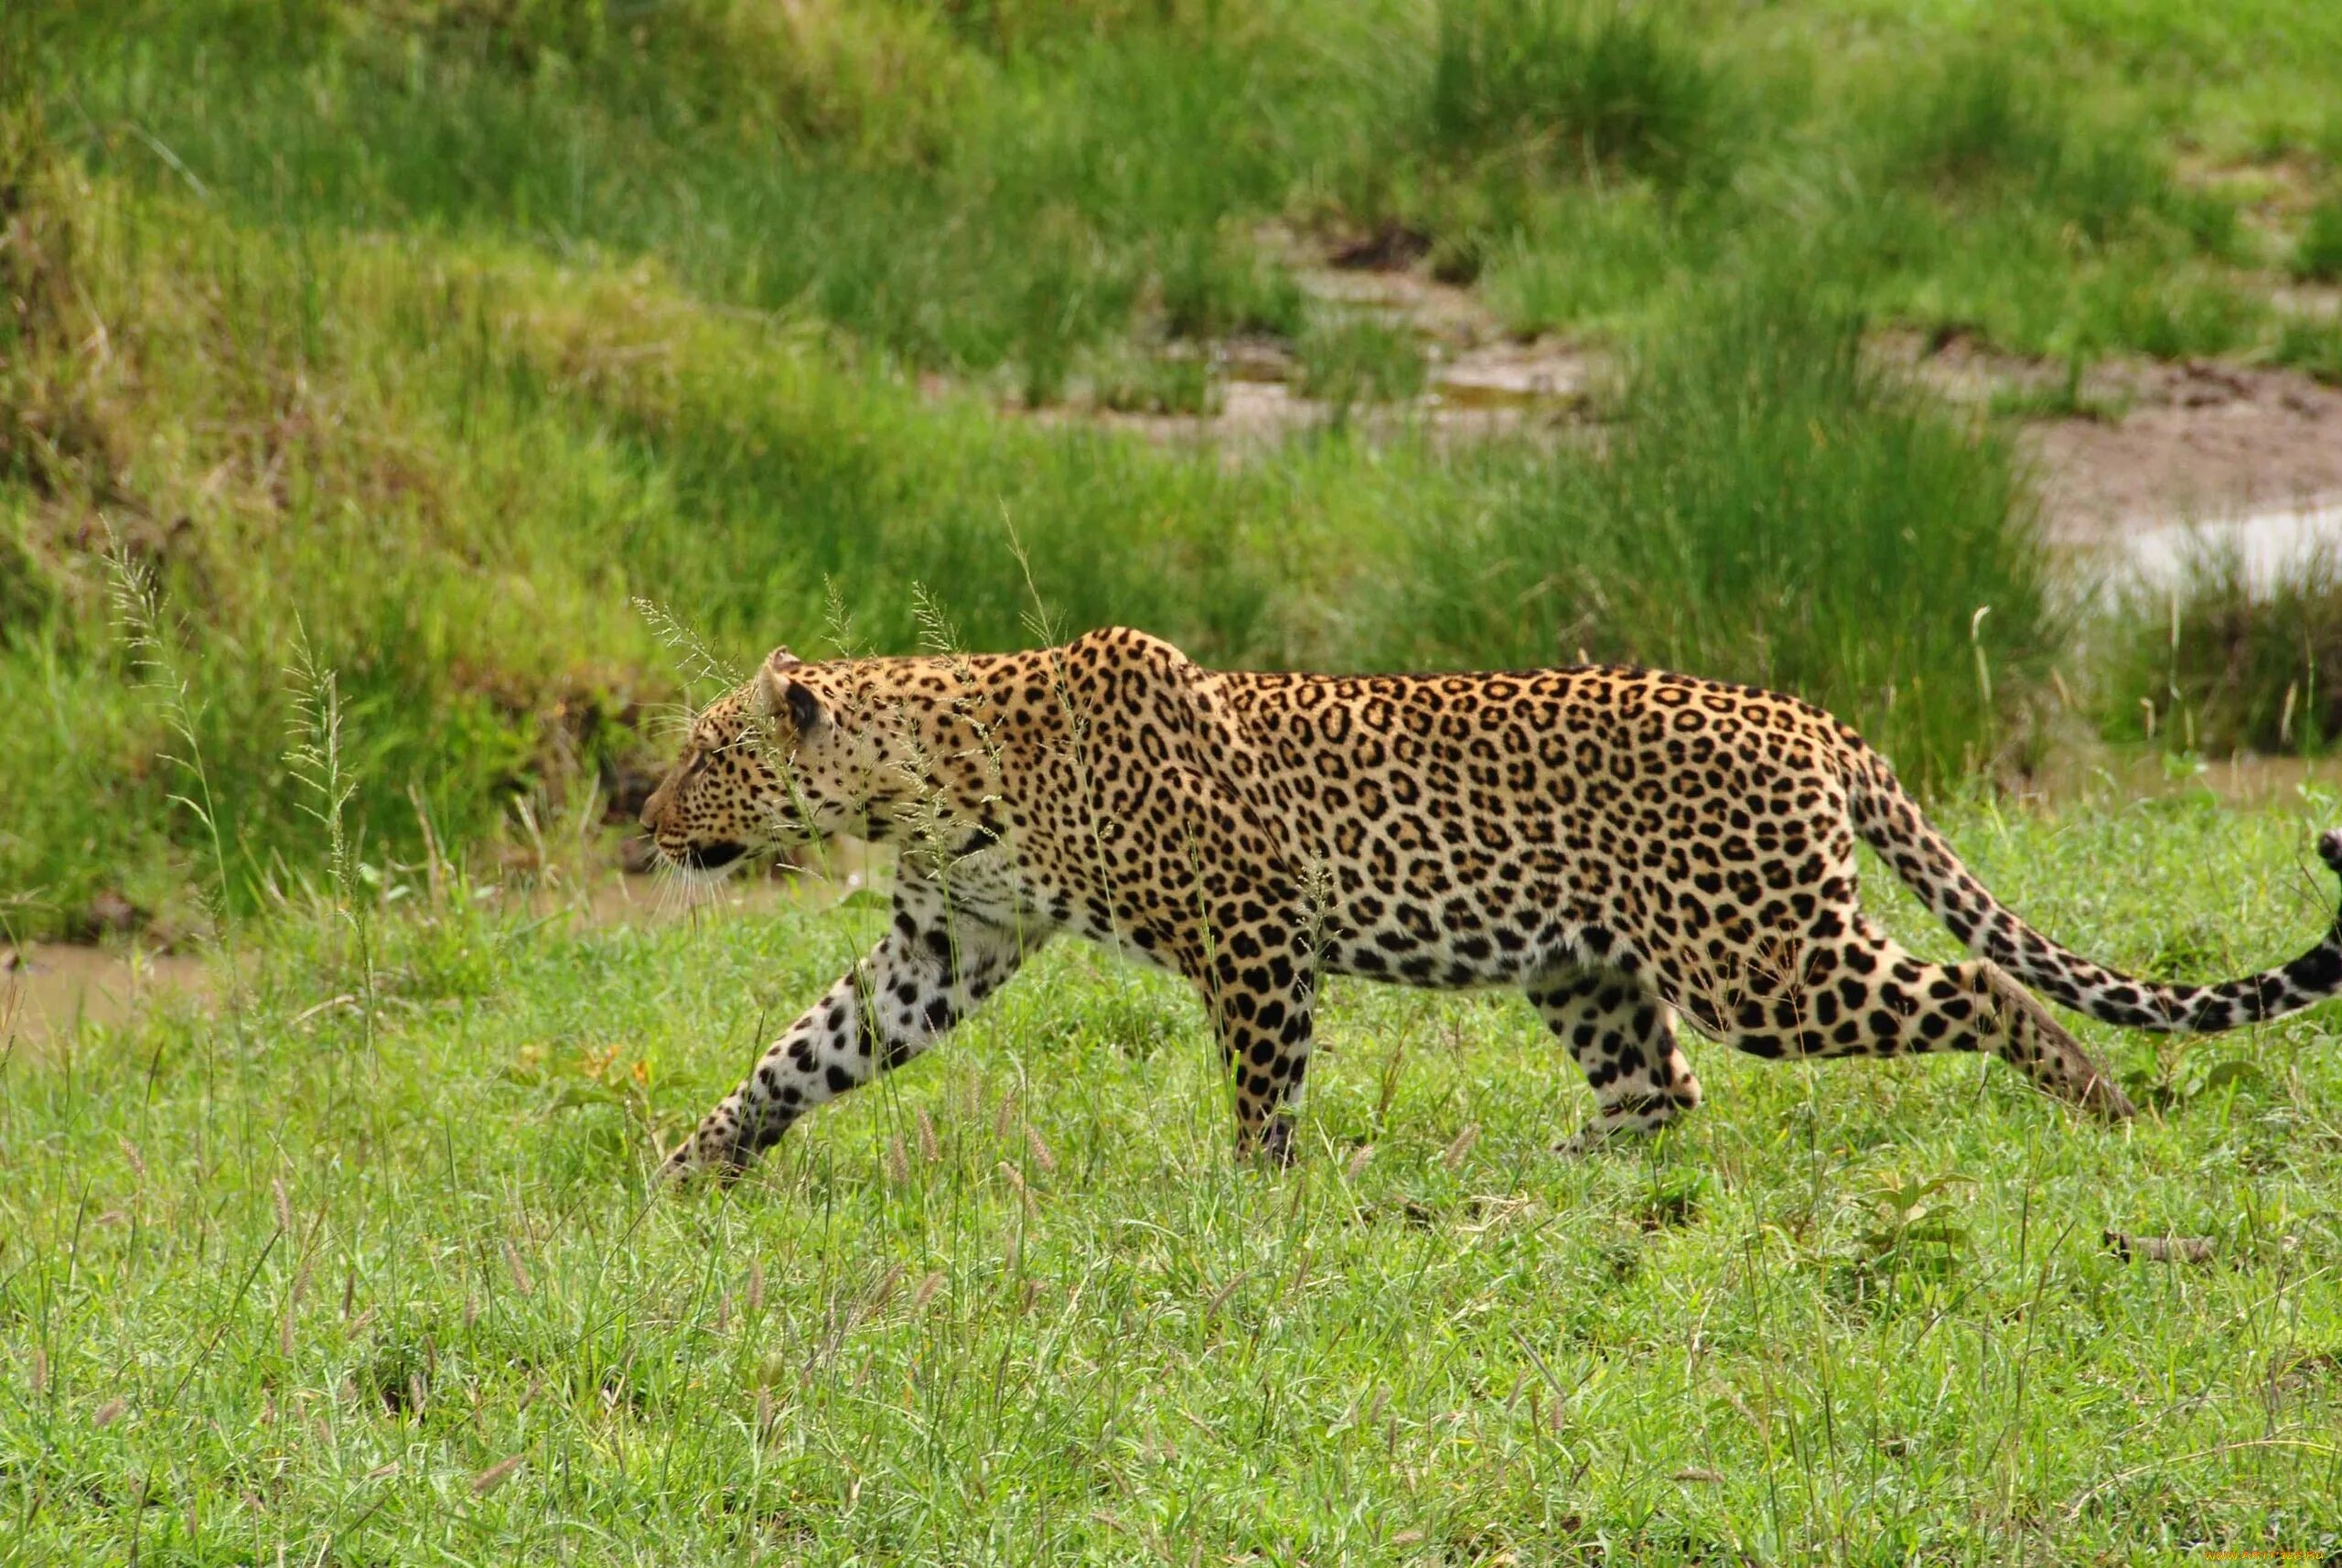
[3,942,210,1047]
[2111,497,2342,596]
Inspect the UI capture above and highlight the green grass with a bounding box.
[1424,0,1737,186]
[7,798,2342,1561]
[1083,348,1225,417]
[1295,315,1428,405]
[30,0,2336,375]
[2295,198,2342,285]
[2102,544,2342,758]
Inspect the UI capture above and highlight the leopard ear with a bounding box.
[757,654,828,737]
[782,680,827,736]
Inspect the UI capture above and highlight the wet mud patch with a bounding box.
[1019,250,1605,452]
[1884,330,2342,537]
[3,942,209,1047]
[1018,239,2342,555]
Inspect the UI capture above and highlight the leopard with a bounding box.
[640,626,2342,1178]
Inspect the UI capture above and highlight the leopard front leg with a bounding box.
[1186,914,1319,1165]
[661,893,1045,1183]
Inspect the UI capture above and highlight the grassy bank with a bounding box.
[0,117,2053,941]
[6,0,2342,937]
[5,796,2342,1560]
[37,0,2342,372]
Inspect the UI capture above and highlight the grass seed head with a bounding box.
[471,1455,522,1497]
[1442,1124,1480,1172]
[502,1240,534,1296]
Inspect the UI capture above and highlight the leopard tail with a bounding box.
[1842,745,2342,1033]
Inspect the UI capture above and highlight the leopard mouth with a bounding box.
[678,840,747,872]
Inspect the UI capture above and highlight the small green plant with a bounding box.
[2294,195,2342,284]
[1158,232,1305,342]
[1478,190,1675,334]
[2273,315,2342,384]
[2079,273,2263,361]
[1296,316,1426,406]
[1984,352,2124,421]
[1871,45,2215,253]
[1636,1170,1705,1230]
[285,618,382,1053]
[1888,51,2063,193]
[1826,1170,1975,1314]
[2104,543,2342,757]
[1087,349,1222,416]
[632,596,745,700]
[284,620,360,913]
[1427,0,1729,186]
[104,539,231,935]
[2122,1056,2265,1115]
[1855,1171,1976,1260]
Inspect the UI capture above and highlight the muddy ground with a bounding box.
[1029,244,2342,544]
[1898,334,2342,538]
[2,853,876,1048]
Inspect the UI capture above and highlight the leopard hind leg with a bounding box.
[1531,965,1704,1155]
[1718,924,2133,1120]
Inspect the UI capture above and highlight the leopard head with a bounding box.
[639,647,877,873]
